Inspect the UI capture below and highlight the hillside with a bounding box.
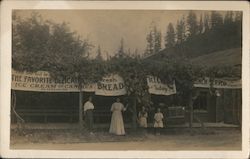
[190,48,242,67]
[144,47,242,68]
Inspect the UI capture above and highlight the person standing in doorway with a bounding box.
[83,96,94,134]
[109,98,127,135]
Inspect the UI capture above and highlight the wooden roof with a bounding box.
[190,48,242,67]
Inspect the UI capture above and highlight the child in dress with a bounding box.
[154,108,164,135]
[138,106,148,128]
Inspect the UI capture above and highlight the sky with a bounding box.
[15,10,227,59]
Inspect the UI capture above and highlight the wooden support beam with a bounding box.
[79,91,83,127]
[189,93,193,128]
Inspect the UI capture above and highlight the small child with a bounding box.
[154,108,164,135]
[138,106,148,128]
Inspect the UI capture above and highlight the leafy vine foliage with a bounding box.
[12,11,241,127]
[12,12,105,85]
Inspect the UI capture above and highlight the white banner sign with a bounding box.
[12,70,177,96]
[11,70,95,92]
[95,74,127,96]
[12,70,125,96]
[147,75,176,96]
[194,77,241,89]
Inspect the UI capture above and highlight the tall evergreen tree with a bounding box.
[154,26,162,53]
[198,14,204,34]
[176,17,186,44]
[96,45,103,61]
[234,11,242,34]
[210,11,223,29]
[234,11,242,46]
[146,23,161,55]
[146,31,154,55]
[234,11,242,23]
[187,11,198,37]
[127,48,132,57]
[204,13,210,32]
[117,38,125,57]
[224,11,233,24]
[165,23,175,48]
[134,48,140,59]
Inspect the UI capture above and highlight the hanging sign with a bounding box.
[12,70,177,96]
[95,74,127,96]
[147,75,176,96]
[194,77,241,89]
[11,70,95,92]
[82,83,97,92]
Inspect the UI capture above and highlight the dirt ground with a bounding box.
[10,127,241,150]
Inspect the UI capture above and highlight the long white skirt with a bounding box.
[109,110,125,135]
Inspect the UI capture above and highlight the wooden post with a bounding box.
[189,92,193,128]
[238,89,242,127]
[232,90,236,124]
[131,96,137,130]
[79,90,83,127]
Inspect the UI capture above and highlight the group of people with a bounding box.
[83,96,164,136]
[138,106,164,135]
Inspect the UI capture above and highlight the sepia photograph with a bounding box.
[1,1,249,158]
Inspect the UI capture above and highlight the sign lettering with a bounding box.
[147,75,176,96]
[95,74,126,96]
[194,77,241,89]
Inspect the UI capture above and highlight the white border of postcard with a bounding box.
[1,1,249,158]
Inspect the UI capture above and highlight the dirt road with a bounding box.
[11,128,241,150]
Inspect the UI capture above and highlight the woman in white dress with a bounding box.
[109,98,127,135]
